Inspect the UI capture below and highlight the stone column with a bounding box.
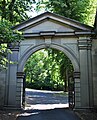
[78,38,93,108]
[74,72,81,109]
[5,43,19,107]
[16,72,25,108]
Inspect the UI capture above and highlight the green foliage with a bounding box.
[0,0,35,24]
[0,0,35,70]
[24,48,73,91]
[0,19,22,43]
[0,19,23,69]
[36,0,97,26]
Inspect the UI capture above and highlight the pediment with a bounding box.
[24,19,75,33]
[13,12,93,33]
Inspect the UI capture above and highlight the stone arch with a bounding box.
[17,42,80,108]
[2,11,94,109]
[18,43,79,72]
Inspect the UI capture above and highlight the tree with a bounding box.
[48,48,73,91]
[0,19,22,69]
[24,48,73,91]
[36,0,97,26]
[0,0,35,69]
[0,0,35,24]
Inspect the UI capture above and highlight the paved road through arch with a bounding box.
[16,89,81,120]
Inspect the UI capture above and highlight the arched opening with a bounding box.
[23,49,75,109]
[18,43,80,109]
[18,44,79,72]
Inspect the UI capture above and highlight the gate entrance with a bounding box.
[0,11,94,109]
[23,48,74,109]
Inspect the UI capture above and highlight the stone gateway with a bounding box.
[0,12,97,109]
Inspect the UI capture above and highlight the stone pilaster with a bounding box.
[16,72,25,108]
[87,42,94,108]
[0,70,6,108]
[78,38,93,108]
[92,48,97,108]
[74,72,81,108]
[5,43,19,107]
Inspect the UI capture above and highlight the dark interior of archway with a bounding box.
[23,48,74,109]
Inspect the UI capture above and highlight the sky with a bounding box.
[26,1,46,18]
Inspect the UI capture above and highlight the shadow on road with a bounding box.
[16,89,81,120]
[16,108,81,120]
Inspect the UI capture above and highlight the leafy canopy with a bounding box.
[0,0,35,24]
[36,0,97,26]
[24,49,73,91]
[0,19,23,69]
[0,0,36,69]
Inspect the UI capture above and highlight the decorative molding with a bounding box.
[17,72,25,78]
[8,42,20,51]
[78,39,92,50]
[74,72,80,78]
[23,31,94,38]
[40,31,55,36]
[44,37,52,47]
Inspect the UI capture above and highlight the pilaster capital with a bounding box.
[78,38,92,50]
[17,72,25,79]
[8,42,20,51]
[74,72,80,79]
